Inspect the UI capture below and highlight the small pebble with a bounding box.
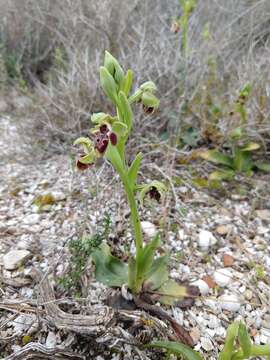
[198,230,217,251]
[213,268,232,287]
[141,221,157,238]
[3,250,31,270]
[191,279,210,295]
[219,294,241,312]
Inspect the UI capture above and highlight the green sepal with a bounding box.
[78,150,96,164]
[147,341,203,360]
[141,91,160,109]
[91,112,114,125]
[201,150,233,167]
[100,66,119,105]
[229,127,243,140]
[158,280,189,306]
[218,322,239,360]
[128,152,143,190]
[138,180,167,206]
[91,243,128,287]
[123,69,133,96]
[140,81,157,93]
[74,137,93,153]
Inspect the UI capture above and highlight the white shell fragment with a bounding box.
[198,230,217,250]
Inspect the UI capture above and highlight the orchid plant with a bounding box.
[74,52,190,303]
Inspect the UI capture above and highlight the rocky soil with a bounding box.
[0,112,270,359]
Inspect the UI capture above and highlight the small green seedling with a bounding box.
[148,322,270,359]
[74,52,192,303]
[201,84,270,180]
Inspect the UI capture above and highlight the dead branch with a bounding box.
[2,342,85,360]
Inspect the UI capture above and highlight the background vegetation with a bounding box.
[1,0,270,152]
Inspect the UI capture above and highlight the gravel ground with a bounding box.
[0,114,270,359]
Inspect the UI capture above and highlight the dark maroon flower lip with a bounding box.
[143,104,155,114]
[148,186,161,202]
[94,126,118,153]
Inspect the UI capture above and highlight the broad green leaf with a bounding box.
[123,69,133,96]
[238,323,251,358]
[209,169,235,181]
[147,341,203,360]
[144,255,169,290]
[218,322,239,360]
[158,279,188,306]
[91,243,128,287]
[240,142,260,152]
[201,150,233,167]
[233,148,253,172]
[255,162,270,172]
[128,153,143,189]
[100,66,118,105]
[136,235,161,285]
[118,91,133,134]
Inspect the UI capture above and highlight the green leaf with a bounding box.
[218,322,239,360]
[128,153,143,189]
[158,279,189,306]
[105,142,125,177]
[147,341,203,360]
[91,243,128,287]
[141,91,160,109]
[136,235,161,286]
[181,127,200,147]
[123,69,133,96]
[240,142,260,152]
[233,148,253,172]
[144,255,169,290]
[209,169,235,181]
[238,323,251,358]
[201,150,233,167]
[255,162,270,172]
[100,66,119,105]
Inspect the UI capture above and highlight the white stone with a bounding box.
[198,230,217,250]
[46,331,57,348]
[12,314,36,334]
[3,250,31,270]
[191,279,209,296]
[52,191,66,201]
[141,221,157,238]
[200,337,214,351]
[219,294,241,312]
[23,214,40,225]
[213,268,232,287]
